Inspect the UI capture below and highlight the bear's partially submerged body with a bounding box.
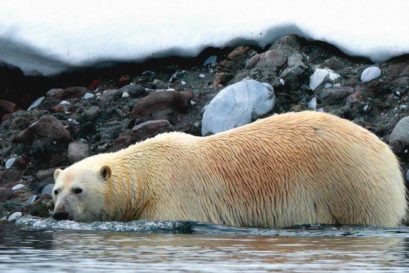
[53,111,407,227]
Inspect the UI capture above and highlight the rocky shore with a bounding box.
[1,35,408,223]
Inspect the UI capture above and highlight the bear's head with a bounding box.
[52,159,112,222]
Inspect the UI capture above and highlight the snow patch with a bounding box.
[0,1,408,75]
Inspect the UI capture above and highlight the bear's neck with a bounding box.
[105,156,149,221]
[103,141,163,221]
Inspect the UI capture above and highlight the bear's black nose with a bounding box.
[53,212,69,220]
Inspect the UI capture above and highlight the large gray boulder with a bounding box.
[201,79,275,136]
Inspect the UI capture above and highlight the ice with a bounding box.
[0,0,408,75]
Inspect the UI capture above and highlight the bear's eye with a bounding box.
[54,189,59,195]
[72,188,83,194]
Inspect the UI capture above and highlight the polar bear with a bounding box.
[52,111,407,227]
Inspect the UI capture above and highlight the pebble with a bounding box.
[5,157,16,169]
[7,212,23,222]
[308,97,317,110]
[280,78,285,85]
[27,96,45,111]
[309,68,340,90]
[83,92,95,99]
[59,100,70,105]
[122,91,130,98]
[361,66,381,82]
[199,73,206,78]
[12,184,25,191]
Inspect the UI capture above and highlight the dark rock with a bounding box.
[405,170,409,184]
[100,89,120,101]
[118,75,131,86]
[317,86,354,105]
[280,53,310,91]
[118,83,147,97]
[246,35,301,70]
[131,90,193,119]
[9,111,41,130]
[83,106,100,121]
[35,168,56,181]
[47,86,89,100]
[213,46,257,87]
[14,115,71,143]
[67,142,89,163]
[141,70,155,82]
[0,99,17,115]
[0,170,21,187]
[389,116,409,154]
[114,119,173,149]
[132,119,173,138]
[23,195,52,217]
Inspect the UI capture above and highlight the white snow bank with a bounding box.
[0,0,408,75]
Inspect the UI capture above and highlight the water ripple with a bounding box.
[15,215,409,237]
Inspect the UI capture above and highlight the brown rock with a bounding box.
[246,49,288,70]
[35,168,58,181]
[0,170,21,187]
[14,115,71,143]
[114,119,173,148]
[318,86,354,104]
[47,86,89,100]
[213,46,257,87]
[246,35,301,70]
[213,72,234,88]
[132,119,173,138]
[118,75,131,86]
[131,91,193,118]
[0,99,17,114]
[30,116,71,140]
[67,142,89,163]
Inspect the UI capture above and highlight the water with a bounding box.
[1,216,409,272]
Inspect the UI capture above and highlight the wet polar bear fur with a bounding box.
[53,111,407,227]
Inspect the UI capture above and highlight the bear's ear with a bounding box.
[100,166,111,181]
[54,168,62,181]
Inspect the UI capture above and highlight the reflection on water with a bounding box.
[0,217,408,272]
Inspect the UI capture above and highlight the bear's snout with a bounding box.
[53,211,70,220]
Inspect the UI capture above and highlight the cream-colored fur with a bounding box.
[53,111,407,227]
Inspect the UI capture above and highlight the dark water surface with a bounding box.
[0,216,408,272]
